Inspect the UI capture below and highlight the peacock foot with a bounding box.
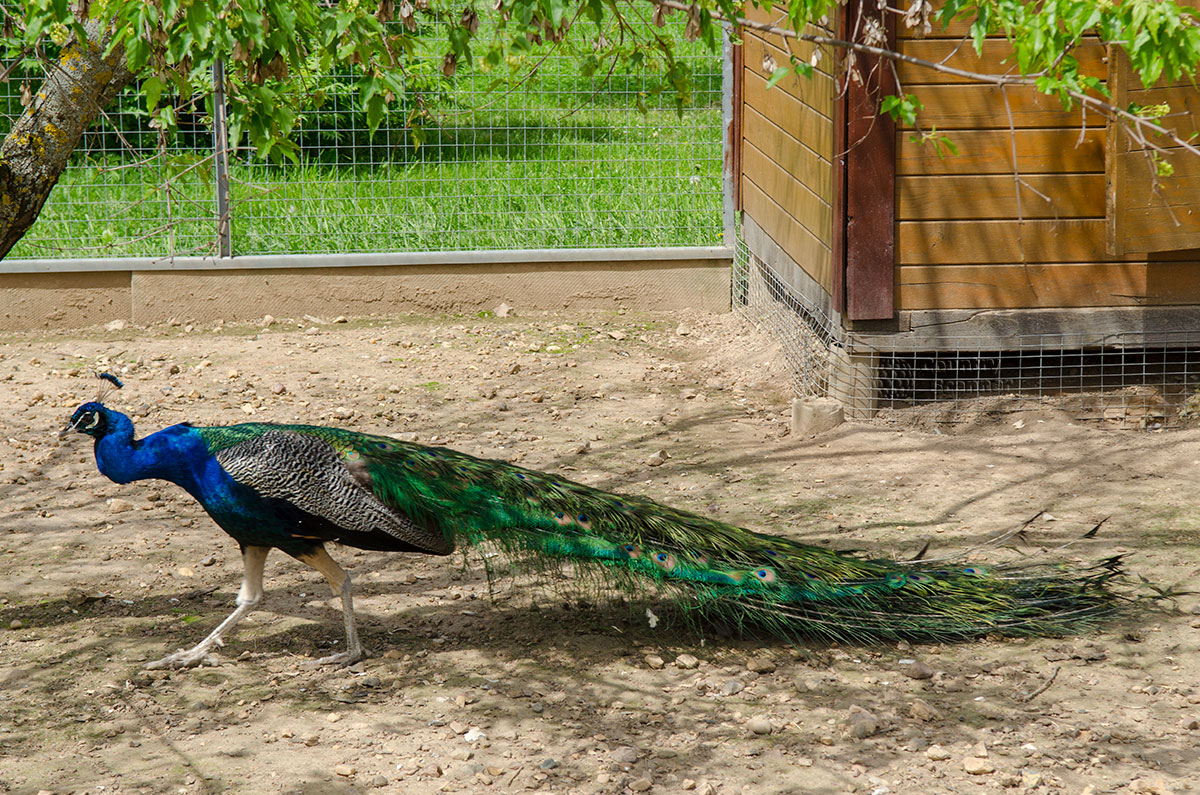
[144,647,222,670]
[302,648,366,668]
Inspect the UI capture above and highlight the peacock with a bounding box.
[61,381,1125,669]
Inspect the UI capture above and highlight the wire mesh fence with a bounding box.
[2,18,724,261]
[733,234,1200,429]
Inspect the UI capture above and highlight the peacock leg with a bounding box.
[145,545,271,670]
[294,545,365,667]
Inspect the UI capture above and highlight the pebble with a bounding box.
[539,758,558,770]
[681,780,696,791]
[902,660,934,680]
[333,764,356,777]
[925,744,951,761]
[845,706,879,739]
[630,777,652,791]
[746,716,772,735]
[611,746,639,765]
[645,450,669,467]
[909,698,939,722]
[675,653,699,669]
[270,383,286,395]
[200,555,217,567]
[9,619,23,630]
[326,712,343,723]
[644,653,665,670]
[495,303,513,318]
[449,749,472,761]
[962,757,995,775]
[720,679,744,696]
[371,775,388,788]
[746,656,776,674]
[105,319,126,332]
[108,498,133,513]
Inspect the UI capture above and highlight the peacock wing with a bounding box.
[212,429,454,554]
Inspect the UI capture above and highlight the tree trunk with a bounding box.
[0,22,135,260]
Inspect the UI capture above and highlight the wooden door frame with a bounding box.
[835,1,897,322]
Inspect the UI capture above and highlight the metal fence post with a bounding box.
[212,59,233,258]
[721,26,737,250]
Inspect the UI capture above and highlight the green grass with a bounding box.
[7,24,724,260]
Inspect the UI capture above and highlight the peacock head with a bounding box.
[60,372,127,439]
[60,402,116,439]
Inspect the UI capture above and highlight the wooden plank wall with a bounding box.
[895,22,1200,311]
[738,5,836,294]
[1108,50,1200,255]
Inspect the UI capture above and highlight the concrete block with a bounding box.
[791,398,845,436]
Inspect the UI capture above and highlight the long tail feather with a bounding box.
[328,432,1129,644]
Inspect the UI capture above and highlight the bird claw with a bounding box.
[143,648,221,670]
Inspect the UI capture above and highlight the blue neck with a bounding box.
[94,413,207,487]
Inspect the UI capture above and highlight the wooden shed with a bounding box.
[733,3,1200,419]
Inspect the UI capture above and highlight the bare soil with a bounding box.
[1,310,1198,795]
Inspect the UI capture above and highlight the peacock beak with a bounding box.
[57,423,76,439]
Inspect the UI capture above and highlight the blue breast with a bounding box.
[98,424,321,553]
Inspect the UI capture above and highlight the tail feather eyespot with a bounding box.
[653,552,677,571]
[622,544,643,559]
[753,567,777,583]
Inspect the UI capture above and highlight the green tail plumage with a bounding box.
[201,422,1126,642]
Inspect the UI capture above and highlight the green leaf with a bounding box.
[143,75,163,115]
[765,65,791,90]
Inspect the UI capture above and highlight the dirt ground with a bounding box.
[2,308,1199,795]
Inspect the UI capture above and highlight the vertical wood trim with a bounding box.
[843,0,896,320]
[830,8,847,314]
[1106,46,1128,256]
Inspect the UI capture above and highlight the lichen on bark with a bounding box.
[0,21,135,260]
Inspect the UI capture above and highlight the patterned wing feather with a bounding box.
[211,429,453,554]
